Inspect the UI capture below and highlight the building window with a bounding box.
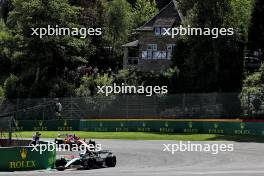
[155,27,167,36]
[161,28,167,35]
[147,44,157,51]
[155,27,161,36]
[167,44,176,51]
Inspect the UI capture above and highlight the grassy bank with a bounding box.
[9,131,264,142]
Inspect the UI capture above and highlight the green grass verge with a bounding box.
[8,131,264,142]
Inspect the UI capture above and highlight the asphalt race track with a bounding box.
[1,140,264,176]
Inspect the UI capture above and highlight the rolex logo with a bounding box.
[120,122,124,127]
[240,123,245,129]
[214,123,218,129]
[20,148,27,160]
[165,122,169,128]
[64,120,68,126]
[38,121,43,126]
[99,122,103,127]
[142,122,146,127]
[188,122,193,128]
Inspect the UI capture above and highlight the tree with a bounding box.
[76,74,114,97]
[172,0,253,93]
[240,63,264,115]
[0,19,13,84]
[248,0,264,51]
[133,0,158,28]
[77,0,115,70]
[4,0,94,98]
[0,0,12,22]
[106,0,133,56]
[3,74,18,99]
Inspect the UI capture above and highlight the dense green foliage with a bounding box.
[0,19,12,84]
[106,0,132,57]
[241,64,264,113]
[248,0,264,51]
[0,0,167,99]
[172,0,254,93]
[3,0,92,97]
[0,0,263,100]
[133,0,158,28]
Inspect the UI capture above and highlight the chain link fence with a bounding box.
[0,93,263,120]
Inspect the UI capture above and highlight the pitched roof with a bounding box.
[153,18,176,27]
[136,0,183,31]
[122,40,139,47]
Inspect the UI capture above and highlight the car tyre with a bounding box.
[83,158,94,170]
[55,158,67,167]
[105,156,116,167]
[55,158,67,171]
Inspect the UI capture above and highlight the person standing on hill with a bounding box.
[55,98,63,120]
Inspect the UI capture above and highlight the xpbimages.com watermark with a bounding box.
[163,141,234,155]
[97,83,168,96]
[31,25,102,38]
[30,141,102,154]
[162,25,235,39]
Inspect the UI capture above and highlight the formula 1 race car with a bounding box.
[55,150,117,171]
[55,133,80,144]
[54,133,89,150]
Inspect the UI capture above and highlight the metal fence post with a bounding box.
[70,96,73,119]
[42,98,45,120]
[16,98,19,119]
[126,95,128,118]
[182,93,186,114]
[247,92,250,116]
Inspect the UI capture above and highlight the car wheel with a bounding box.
[105,156,116,167]
[55,158,67,171]
[56,166,65,171]
[83,158,94,170]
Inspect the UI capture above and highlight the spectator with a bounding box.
[30,132,41,145]
[55,98,63,120]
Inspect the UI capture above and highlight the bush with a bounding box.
[76,74,114,97]
[240,64,264,114]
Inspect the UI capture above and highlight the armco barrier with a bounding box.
[0,142,56,171]
[79,119,264,136]
[14,119,264,136]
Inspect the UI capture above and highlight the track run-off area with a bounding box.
[1,139,264,176]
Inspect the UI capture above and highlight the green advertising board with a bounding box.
[14,120,80,131]
[13,119,264,136]
[0,143,56,171]
[79,119,264,136]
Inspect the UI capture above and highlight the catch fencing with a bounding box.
[10,119,264,136]
[0,93,263,120]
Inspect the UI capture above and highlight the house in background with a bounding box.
[122,0,183,72]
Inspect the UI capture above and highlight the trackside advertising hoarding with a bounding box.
[0,144,56,171]
[13,119,264,136]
